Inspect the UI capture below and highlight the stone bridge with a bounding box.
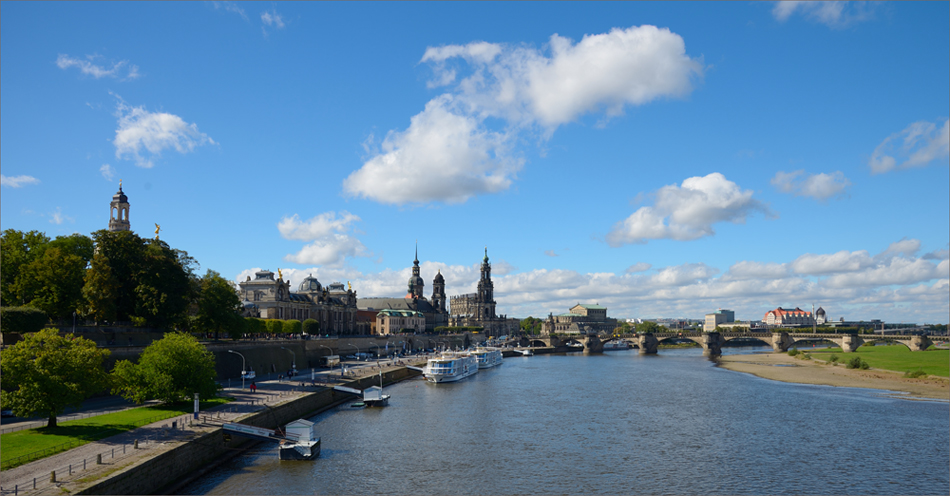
[518,332,948,357]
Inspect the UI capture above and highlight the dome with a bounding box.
[298,274,322,293]
[433,270,444,283]
[408,275,424,286]
[816,307,826,316]
[112,187,128,204]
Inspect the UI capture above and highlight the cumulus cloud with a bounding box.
[544,250,558,257]
[771,170,851,201]
[234,239,949,323]
[625,262,652,274]
[922,248,949,261]
[772,1,876,28]
[112,96,215,168]
[343,97,521,205]
[56,54,140,81]
[791,250,874,275]
[279,211,369,267]
[347,25,702,205]
[100,164,116,181]
[869,119,950,174]
[606,173,770,246]
[1,174,40,188]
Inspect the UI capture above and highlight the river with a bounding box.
[179,346,950,495]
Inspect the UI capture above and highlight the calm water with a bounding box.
[180,347,949,495]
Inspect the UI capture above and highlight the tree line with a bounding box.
[1,228,242,336]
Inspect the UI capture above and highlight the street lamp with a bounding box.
[280,346,297,372]
[346,343,359,378]
[319,345,334,378]
[369,343,380,359]
[228,350,247,389]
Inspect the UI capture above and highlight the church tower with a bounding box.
[432,270,446,313]
[476,247,496,320]
[407,243,425,299]
[108,181,131,232]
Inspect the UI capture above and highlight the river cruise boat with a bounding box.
[603,340,631,351]
[423,352,479,383]
[472,347,504,368]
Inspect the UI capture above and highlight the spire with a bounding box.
[414,241,419,264]
[483,246,489,263]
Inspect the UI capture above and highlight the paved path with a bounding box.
[0,359,427,496]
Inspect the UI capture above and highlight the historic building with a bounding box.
[764,307,815,327]
[108,182,131,232]
[239,270,359,335]
[449,248,514,337]
[540,303,618,335]
[376,309,426,335]
[357,246,450,332]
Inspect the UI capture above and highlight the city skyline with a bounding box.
[2,2,948,323]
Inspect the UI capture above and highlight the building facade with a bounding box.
[764,307,815,327]
[238,270,359,335]
[357,246,450,332]
[704,309,736,332]
[376,309,426,335]
[540,303,618,335]
[449,248,512,337]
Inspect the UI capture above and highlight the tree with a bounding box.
[0,328,110,427]
[246,317,266,336]
[302,318,320,335]
[283,319,302,335]
[0,307,48,334]
[266,319,283,335]
[85,230,145,322]
[520,316,543,335]
[111,332,218,404]
[133,240,195,328]
[17,247,87,320]
[635,321,667,334]
[613,322,632,334]
[196,270,242,340]
[1,230,51,306]
[82,253,120,323]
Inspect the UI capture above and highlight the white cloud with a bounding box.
[880,238,921,259]
[791,250,874,275]
[213,1,248,21]
[771,170,851,201]
[869,119,950,174]
[261,9,285,35]
[1,174,40,188]
[234,240,950,323]
[112,96,215,168]
[49,207,72,225]
[922,248,949,261]
[544,250,558,257]
[100,164,115,181]
[56,54,140,81]
[348,25,702,206]
[606,173,770,246]
[772,1,876,28]
[625,262,652,274]
[279,211,369,267]
[343,96,521,205]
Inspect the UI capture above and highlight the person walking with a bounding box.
[250,382,257,393]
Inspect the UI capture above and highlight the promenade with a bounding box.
[0,357,427,496]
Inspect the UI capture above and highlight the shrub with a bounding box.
[302,318,320,335]
[801,353,812,360]
[787,348,800,356]
[828,353,839,363]
[904,368,928,379]
[282,319,301,335]
[846,356,869,370]
[0,306,48,334]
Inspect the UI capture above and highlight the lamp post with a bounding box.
[369,344,380,360]
[319,345,334,378]
[280,346,297,372]
[346,343,359,378]
[228,350,247,389]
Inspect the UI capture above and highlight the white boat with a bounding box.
[423,352,479,383]
[603,340,631,351]
[472,347,504,368]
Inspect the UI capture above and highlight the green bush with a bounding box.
[904,368,928,379]
[265,319,283,335]
[828,353,839,363]
[846,356,870,370]
[282,319,301,335]
[787,348,800,356]
[0,306,48,334]
[302,318,320,335]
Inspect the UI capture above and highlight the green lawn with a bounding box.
[0,397,231,470]
[807,344,949,377]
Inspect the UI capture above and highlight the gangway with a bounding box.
[222,422,299,443]
[222,421,321,460]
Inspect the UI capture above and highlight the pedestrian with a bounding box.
[278,373,283,382]
[250,382,257,393]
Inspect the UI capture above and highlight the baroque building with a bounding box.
[540,303,618,335]
[764,307,815,327]
[239,270,359,335]
[108,181,131,232]
[357,246,450,332]
[449,248,512,337]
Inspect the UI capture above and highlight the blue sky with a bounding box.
[2,2,948,324]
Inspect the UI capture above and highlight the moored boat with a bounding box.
[423,352,479,383]
[603,340,631,351]
[472,347,504,368]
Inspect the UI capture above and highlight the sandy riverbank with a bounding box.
[717,352,950,401]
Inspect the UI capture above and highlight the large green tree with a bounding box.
[133,240,195,328]
[635,321,667,334]
[0,328,110,427]
[1,229,51,306]
[111,332,218,404]
[16,247,87,320]
[196,270,242,340]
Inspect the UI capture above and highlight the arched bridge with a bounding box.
[519,332,949,357]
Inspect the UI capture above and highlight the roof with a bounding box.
[378,309,423,317]
[575,304,606,310]
[766,307,812,317]
[557,313,585,317]
[358,297,436,313]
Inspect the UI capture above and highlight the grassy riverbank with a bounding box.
[800,344,948,376]
[0,397,231,470]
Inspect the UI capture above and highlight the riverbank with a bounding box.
[718,352,950,400]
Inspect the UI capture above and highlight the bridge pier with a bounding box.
[839,334,864,353]
[771,332,793,352]
[700,332,724,357]
[908,335,934,351]
[583,335,604,354]
[637,333,658,354]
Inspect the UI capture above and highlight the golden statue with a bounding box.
[347,281,352,291]
[154,223,161,240]
[278,268,283,280]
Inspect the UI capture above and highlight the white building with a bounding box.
[704,309,735,332]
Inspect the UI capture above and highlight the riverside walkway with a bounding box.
[0,357,426,496]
